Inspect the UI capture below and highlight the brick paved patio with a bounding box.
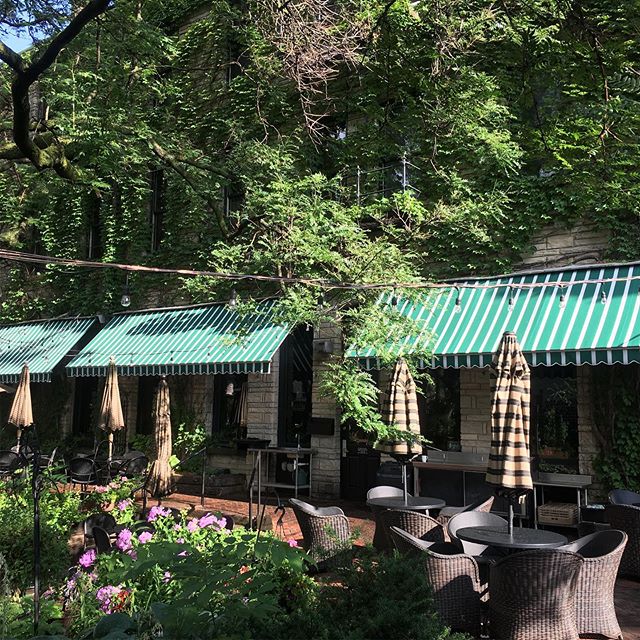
[159,491,640,640]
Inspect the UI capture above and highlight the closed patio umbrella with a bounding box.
[147,377,175,499]
[486,331,533,535]
[8,363,33,446]
[97,357,126,463]
[376,358,422,504]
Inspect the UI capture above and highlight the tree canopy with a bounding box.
[0,0,637,322]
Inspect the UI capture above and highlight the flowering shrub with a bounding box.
[63,507,315,638]
[82,477,139,525]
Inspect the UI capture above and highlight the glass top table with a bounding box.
[456,526,568,550]
[366,496,446,512]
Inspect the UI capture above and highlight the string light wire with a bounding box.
[1,249,639,292]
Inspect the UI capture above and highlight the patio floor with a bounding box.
[160,491,640,640]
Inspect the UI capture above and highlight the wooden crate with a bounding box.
[538,502,579,526]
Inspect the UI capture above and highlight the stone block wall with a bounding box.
[245,350,280,444]
[519,221,609,269]
[310,322,342,498]
[459,368,492,453]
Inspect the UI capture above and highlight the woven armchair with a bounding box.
[437,496,494,538]
[377,509,444,552]
[604,504,640,578]
[448,511,507,557]
[422,542,483,636]
[609,488,640,505]
[489,549,583,640]
[367,486,406,551]
[289,498,351,562]
[561,529,627,639]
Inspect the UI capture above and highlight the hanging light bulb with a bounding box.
[600,289,607,305]
[120,273,131,308]
[454,287,462,314]
[559,293,566,310]
[228,289,238,308]
[391,288,399,307]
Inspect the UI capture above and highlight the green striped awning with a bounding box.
[349,263,640,368]
[66,299,288,377]
[0,317,97,383]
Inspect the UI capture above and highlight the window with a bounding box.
[212,374,248,440]
[278,327,313,448]
[530,366,578,472]
[136,376,162,435]
[149,169,165,252]
[417,369,461,451]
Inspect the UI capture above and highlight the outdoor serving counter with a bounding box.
[413,451,591,527]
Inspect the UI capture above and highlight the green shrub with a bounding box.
[0,480,82,594]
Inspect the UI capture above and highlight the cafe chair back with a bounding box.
[560,529,627,639]
[609,488,640,506]
[489,549,583,640]
[448,511,507,556]
[289,498,351,562]
[604,504,640,579]
[378,509,444,552]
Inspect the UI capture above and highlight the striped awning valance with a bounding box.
[0,317,97,382]
[348,262,640,369]
[66,299,289,377]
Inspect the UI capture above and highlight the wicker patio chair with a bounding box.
[423,541,484,636]
[489,549,584,640]
[560,529,627,639]
[367,486,406,551]
[377,509,444,552]
[437,496,495,538]
[389,526,457,556]
[289,498,351,562]
[609,489,640,505]
[604,504,640,579]
[448,511,507,557]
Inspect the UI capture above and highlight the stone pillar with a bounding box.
[459,368,492,453]
[245,350,280,445]
[310,322,343,498]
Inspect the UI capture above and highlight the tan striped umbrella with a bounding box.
[97,358,126,462]
[147,377,175,498]
[486,331,532,533]
[8,364,33,446]
[376,358,422,503]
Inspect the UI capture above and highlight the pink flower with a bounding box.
[95,485,109,494]
[120,476,128,482]
[178,550,189,557]
[163,571,172,583]
[186,519,198,533]
[173,524,181,531]
[176,537,184,544]
[78,549,97,568]
[147,506,172,522]
[287,539,299,548]
[138,531,153,544]
[117,499,131,511]
[116,528,133,552]
[198,513,216,528]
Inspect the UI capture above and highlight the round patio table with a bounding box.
[366,496,446,514]
[456,526,568,551]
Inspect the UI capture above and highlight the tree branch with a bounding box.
[149,138,230,237]
[0,42,25,72]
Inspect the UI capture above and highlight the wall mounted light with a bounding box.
[120,274,131,308]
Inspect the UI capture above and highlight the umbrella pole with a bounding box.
[508,502,514,536]
[402,462,408,506]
